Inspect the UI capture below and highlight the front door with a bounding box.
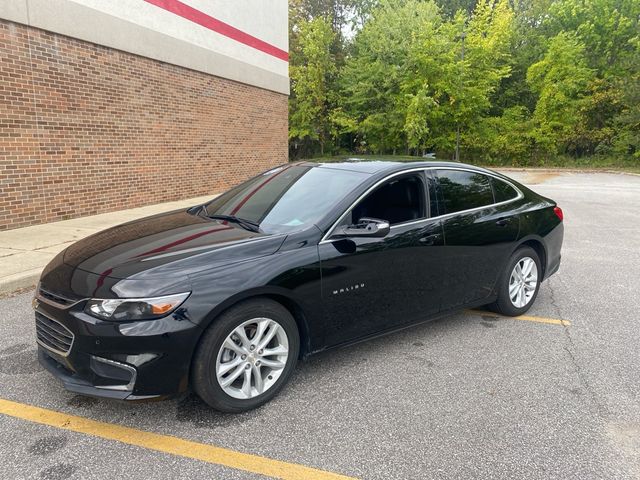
[319,172,445,347]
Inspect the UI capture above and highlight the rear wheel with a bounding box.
[489,246,541,316]
[192,298,299,412]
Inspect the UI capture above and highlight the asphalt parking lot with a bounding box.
[1,170,639,480]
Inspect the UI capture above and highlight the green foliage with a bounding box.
[470,106,534,162]
[340,0,442,153]
[288,0,640,166]
[289,17,337,155]
[545,0,640,76]
[526,32,595,154]
[405,0,515,152]
[608,34,640,159]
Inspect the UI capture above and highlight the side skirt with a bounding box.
[304,295,498,359]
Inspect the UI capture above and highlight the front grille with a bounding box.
[38,286,76,307]
[35,312,74,356]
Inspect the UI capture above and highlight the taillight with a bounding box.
[553,206,563,221]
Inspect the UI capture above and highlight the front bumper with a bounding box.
[38,348,150,400]
[34,290,203,400]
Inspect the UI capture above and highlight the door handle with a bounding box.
[495,218,510,227]
[419,234,439,246]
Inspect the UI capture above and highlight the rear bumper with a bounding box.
[543,222,564,280]
[34,295,203,400]
[545,254,561,279]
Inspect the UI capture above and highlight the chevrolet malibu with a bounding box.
[34,160,564,412]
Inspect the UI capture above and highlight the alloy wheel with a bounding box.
[215,318,289,399]
[509,256,538,308]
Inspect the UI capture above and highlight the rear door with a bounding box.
[435,169,520,310]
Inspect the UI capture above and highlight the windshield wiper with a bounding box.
[204,214,261,233]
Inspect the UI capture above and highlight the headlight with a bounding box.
[85,292,190,321]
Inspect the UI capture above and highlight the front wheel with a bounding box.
[489,246,542,316]
[192,298,299,412]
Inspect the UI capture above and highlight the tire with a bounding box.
[489,246,542,316]
[191,298,299,412]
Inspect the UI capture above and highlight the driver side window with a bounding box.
[348,174,427,226]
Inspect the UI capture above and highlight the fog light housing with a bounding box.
[90,356,137,392]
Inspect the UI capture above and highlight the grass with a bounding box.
[304,154,640,174]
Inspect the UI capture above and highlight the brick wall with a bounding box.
[0,19,288,231]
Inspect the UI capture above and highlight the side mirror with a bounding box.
[334,217,390,238]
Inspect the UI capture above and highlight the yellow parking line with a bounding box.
[466,310,571,326]
[0,398,356,480]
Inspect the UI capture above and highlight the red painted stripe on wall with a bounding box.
[143,0,289,61]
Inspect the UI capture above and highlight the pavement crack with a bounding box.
[33,242,70,252]
[548,279,608,418]
[547,278,562,319]
[0,249,29,256]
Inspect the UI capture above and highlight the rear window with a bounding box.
[436,170,494,214]
[492,178,519,203]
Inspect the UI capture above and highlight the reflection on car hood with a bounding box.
[62,209,287,280]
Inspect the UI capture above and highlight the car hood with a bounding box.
[62,209,287,280]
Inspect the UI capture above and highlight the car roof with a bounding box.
[294,158,491,176]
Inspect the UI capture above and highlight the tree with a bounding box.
[610,36,640,159]
[289,17,337,156]
[545,0,640,77]
[436,0,477,18]
[404,0,515,156]
[338,0,442,154]
[287,0,639,167]
[541,0,640,156]
[526,32,595,155]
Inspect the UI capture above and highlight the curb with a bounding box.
[0,269,41,297]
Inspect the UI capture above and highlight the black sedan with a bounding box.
[34,160,563,412]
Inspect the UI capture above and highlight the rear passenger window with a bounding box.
[436,170,494,214]
[492,178,518,203]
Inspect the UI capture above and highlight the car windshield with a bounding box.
[202,165,368,234]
